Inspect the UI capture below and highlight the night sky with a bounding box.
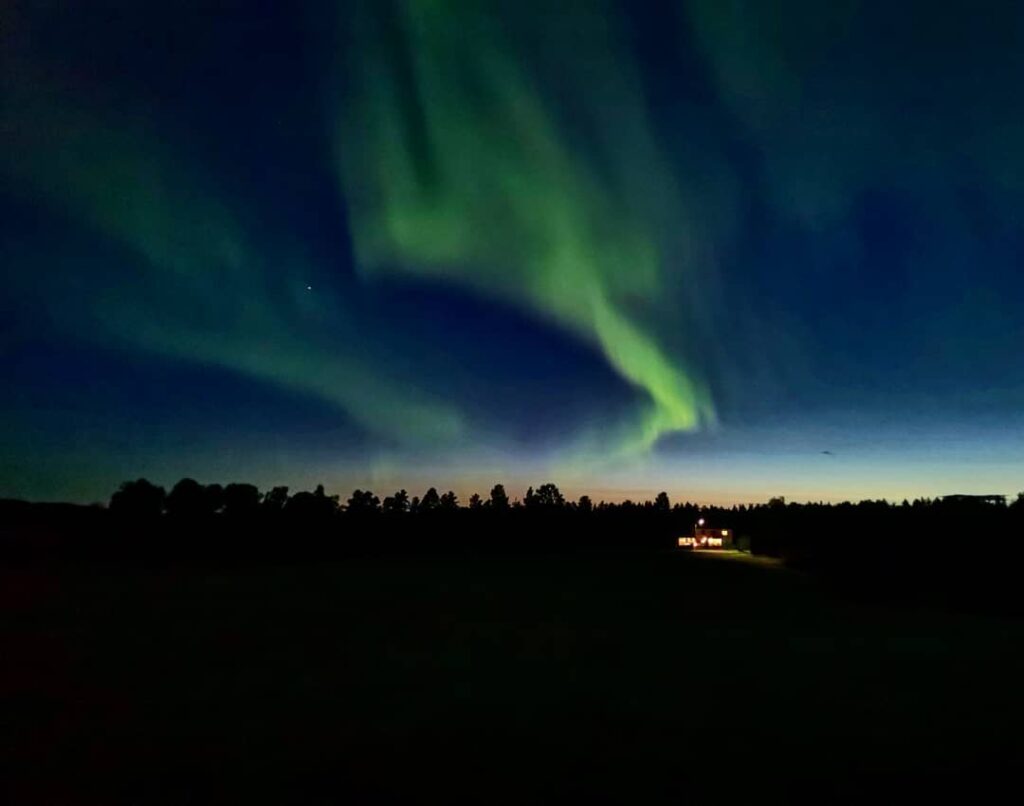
[3,0,1024,504]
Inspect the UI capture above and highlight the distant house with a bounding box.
[678,524,734,550]
[941,494,1007,506]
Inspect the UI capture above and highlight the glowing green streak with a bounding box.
[1,53,462,446]
[337,0,714,454]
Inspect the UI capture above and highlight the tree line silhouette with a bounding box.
[2,478,1023,614]
[107,478,578,520]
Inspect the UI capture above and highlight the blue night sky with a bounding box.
[3,0,1024,504]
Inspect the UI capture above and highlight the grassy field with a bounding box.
[3,548,1023,802]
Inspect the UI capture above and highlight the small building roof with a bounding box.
[941,494,1007,505]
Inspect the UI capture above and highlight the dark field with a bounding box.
[3,549,1023,803]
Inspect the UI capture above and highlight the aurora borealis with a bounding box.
[3,1,1024,503]
[337,0,714,456]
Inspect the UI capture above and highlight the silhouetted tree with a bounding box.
[223,483,262,518]
[315,484,340,512]
[285,491,318,519]
[263,486,289,512]
[654,491,670,512]
[347,489,380,516]
[577,495,593,514]
[468,493,482,510]
[420,487,441,513]
[382,489,410,516]
[529,483,564,509]
[489,484,510,511]
[166,478,208,519]
[440,491,459,511]
[282,485,338,520]
[109,478,166,518]
[204,483,224,514]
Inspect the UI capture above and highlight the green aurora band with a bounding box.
[336,0,716,457]
[2,0,719,470]
[1,17,463,447]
